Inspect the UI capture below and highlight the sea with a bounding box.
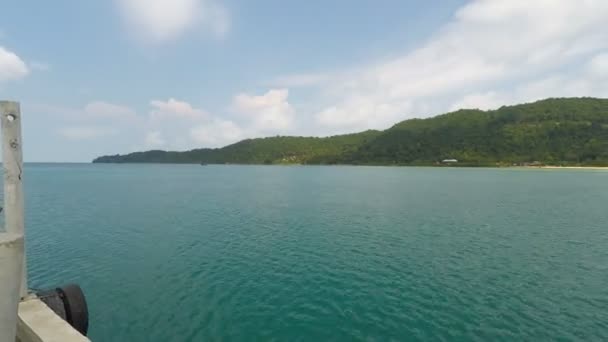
[11,164,608,341]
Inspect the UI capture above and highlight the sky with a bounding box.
[1,0,608,162]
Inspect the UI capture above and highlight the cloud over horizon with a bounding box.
[50,91,296,152]
[11,0,608,161]
[273,0,608,134]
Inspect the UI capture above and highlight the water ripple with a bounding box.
[20,164,608,341]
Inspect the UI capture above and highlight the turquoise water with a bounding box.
[17,164,608,341]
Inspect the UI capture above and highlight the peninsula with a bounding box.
[93,98,608,167]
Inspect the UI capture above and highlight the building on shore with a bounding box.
[442,159,458,164]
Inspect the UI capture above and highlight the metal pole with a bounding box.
[1,100,27,297]
[0,233,24,341]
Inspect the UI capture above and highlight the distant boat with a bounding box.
[200,162,207,166]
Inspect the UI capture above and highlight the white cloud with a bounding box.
[233,89,295,133]
[144,89,295,149]
[145,131,166,148]
[41,99,209,150]
[35,102,138,143]
[316,95,411,131]
[144,98,238,149]
[38,98,254,150]
[116,0,230,43]
[296,0,608,132]
[0,46,29,82]
[451,53,608,111]
[450,91,506,111]
[140,91,295,149]
[203,1,230,37]
[587,53,608,76]
[141,92,295,149]
[149,98,208,121]
[59,126,117,140]
[35,0,608,159]
[190,119,243,147]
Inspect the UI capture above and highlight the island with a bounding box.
[93,97,608,167]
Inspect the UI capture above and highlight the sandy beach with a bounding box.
[529,166,608,170]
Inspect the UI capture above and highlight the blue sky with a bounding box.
[1,0,608,162]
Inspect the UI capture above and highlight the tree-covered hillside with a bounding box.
[93,98,608,166]
[93,131,381,164]
[343,97,608,166]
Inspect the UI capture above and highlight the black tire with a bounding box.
[58,284,89,336]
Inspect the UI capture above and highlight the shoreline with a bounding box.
[91,162,608,169]
[522,166,608,170]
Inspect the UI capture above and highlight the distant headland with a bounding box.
[93,97,608,167]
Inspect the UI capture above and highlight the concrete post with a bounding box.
[1,100,27,298]
[0,101,27,341]
[0,233,24,342]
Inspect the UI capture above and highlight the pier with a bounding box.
[0,101,90,342]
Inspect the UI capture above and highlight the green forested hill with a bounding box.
[93,97,608,166]
[93,130,381,164]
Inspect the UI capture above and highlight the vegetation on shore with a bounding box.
[93,97,608,166]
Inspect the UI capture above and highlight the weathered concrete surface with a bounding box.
[1,100,28,297]
[0,233,24,342]
[17,298,90,342]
